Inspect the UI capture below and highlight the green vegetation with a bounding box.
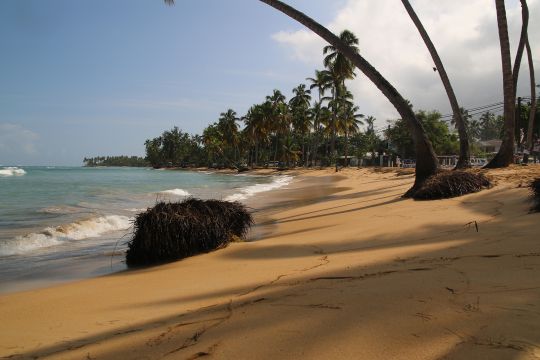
[141,25,538,170]
[126,199,253,267]
[144,127,204,168]
[385,110,460,160]
[83,156,149,167]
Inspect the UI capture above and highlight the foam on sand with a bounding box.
[0,215,133,256]
[225,175,293,202]
[0,167,26,177]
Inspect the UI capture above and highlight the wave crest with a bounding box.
[225,175,293,202]
[159,188,191,196]
[0,167,26,177]
[0,215,133,256]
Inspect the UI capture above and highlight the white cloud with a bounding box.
[0,123,39,156]
[272,0,540,130]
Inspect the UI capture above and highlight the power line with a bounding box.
[440,101,504,118]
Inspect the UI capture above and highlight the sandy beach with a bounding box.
[1,166,539,359]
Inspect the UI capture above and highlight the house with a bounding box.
[479,139,502,154]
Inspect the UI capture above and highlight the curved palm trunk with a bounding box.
[259,0,439,194]
[524,38,537,163]
[485,0,516,168]
[401,0,470,169]
[512,0,529,98]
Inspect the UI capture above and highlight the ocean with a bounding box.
[0,166,292,293]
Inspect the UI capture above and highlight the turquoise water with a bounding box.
[0,166,292,292]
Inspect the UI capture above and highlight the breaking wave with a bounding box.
[224,175,293,202]
[0,215,133,256]
[159,188,191,196]
[0,167,26,177]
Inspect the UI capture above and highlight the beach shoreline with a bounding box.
[1,165,539,359]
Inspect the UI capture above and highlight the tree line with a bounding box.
[83,156,149,167]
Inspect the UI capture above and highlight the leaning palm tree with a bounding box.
[401,0,470,168]
[485,0,516,168]
[524,38,537,163]
[165,0,440,196]
[512,0,529,98]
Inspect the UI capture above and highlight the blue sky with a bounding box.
[0,0,345,165]
[1,0,538,166]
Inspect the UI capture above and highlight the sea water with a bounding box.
[0,166,292,292]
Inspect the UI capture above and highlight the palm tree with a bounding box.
[309,100,330,166]
[165,0,440,195]
[243,105,262,167]
[217,109,240,164]
[401,0,470,168]
[306,70,331,166]
[323,30,359,83]
[265,90,288,162]
[323,30,359,171]
[485,0,516,168]
[512,0,529,98]
[306,70,331,101]
[202,124,223,166]
[524,38,537,163]
[289,84,312,166]
[339,100,364,167]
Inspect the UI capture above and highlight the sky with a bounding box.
[0,0,538,166]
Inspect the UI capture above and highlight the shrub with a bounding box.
[126,199,253,267]
[413,170,491,200]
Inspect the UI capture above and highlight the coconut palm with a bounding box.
[243,105,263,167]
[512,0,529,97]
[524,38,537,163]
[165,0,440,195]
[309,100,330,166]
[323,30,359,171]
[339,100,364,167]
[289,84,312,166]
[323,30,359,83]
[401,0,470,168]
[217,109,240,163]
[486,0,516,168]
[306,69,332,101]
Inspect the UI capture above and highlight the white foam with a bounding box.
[0,167,26,177]
[160,188,191,196]
[124,207,147,213]
[0,215,133,256]
[224,175,293,202]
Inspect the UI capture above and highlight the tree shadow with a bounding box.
[4,185,539,360]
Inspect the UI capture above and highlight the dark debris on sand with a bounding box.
[413,170,491,200]
[126,198,253,267]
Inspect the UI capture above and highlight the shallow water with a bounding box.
[0,166,292,293]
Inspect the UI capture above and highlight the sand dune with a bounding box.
[1,166,539,359]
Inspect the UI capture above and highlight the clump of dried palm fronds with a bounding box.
[530,178,540,212]
[413,170,491,200]
[126,198,253,267]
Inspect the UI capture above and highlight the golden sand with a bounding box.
[1,166,539,359]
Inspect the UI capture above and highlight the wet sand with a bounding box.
[1,166,539,359]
